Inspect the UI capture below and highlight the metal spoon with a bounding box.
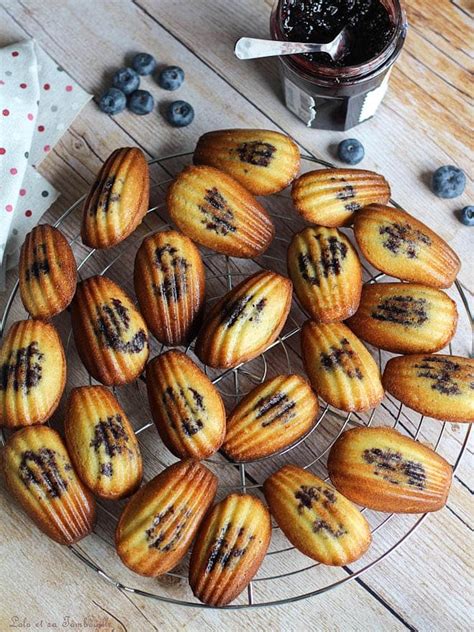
[234,27,350,62]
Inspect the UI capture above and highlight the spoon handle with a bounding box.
[234,37,330,60]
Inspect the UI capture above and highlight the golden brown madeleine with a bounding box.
[64,386,143,500]
[383,354,474,422]
[167,165,275,258]
[134,230,205,346]
[263,464,371,566]
[194,128,300,195]
[2,426,96,544]
[71,275,149,386]
[81,147,149,249]
[301,321,383,412]
[222,374,319,462]
[328,427,453,513]
[19,224,77,320]
[0,320,66,428]
[354,205,461,288]
[346,283,458,354]
[287,226,362,322]
[291,168,390,227]
[146,350,226,459]
[116,460,217,577]
[189,493,271,606]
[195,271,293,369]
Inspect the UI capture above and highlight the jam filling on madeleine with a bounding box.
[363,447,426,489]
[221,295,266,328]
[92,175,122,215]
[235,141,276,167]
[152,243,190,301]
[205,523,255,573]
[379,222,432,258]
[255,392,296,427]
[94,299,147,354]
[295,484,336,512]
[89,414,132,476]
[162,386,205,436]
[25,244,50,281]
[146,504,192,552]
[19,448,69,498]
[320,338,363,380]
[0,342,44,393]
[371,296,429,326]
[414,356,470,396]
[298,236,348,286]
[199,188,237,236]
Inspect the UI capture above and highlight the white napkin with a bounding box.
[0,39,91,289]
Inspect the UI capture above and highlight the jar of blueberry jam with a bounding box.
[270,0,407,130]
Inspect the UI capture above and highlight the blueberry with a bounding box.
[166,100,194,127]
[128,90,154,115]
[112,67,140,95]
[337,138,365,165]
[131,52,157,76]
[98,88,126,115]
[431,165,466,199]
[158,66,185,91]
[460,206,474,226]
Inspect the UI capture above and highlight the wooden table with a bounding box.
[1,1,472,630]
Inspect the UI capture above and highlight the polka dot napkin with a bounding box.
[0,39,91,290]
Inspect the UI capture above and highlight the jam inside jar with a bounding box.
[271,0,407,130]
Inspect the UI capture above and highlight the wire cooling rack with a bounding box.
[1,152,472,609]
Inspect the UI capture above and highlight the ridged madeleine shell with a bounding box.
[71,275,149,386]
[19,224,77,320]
[193,128,300,195]
[195,271,293,369]
[64,386,143,499]
[301,321,384,412]
[328,427,452,513]
[291,168,390,227]
[263,464,371,566]
[146,350,226,459]
[354,205,461,288]
[383,354,474,422]
[346,282,458,354]
[189,493,271,606]
[134,230,205,345]
[0,319,66,428]
[116,460,217,577]
[2,426,96,544]
[81,147,149,249]
[167,165,275,258]
[222,374,319,462]
[287,226,362,322]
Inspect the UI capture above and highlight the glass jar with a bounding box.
[270,0,408,131]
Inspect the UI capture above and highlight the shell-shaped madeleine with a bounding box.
[134,230,205,345]
[146,350,226,459]
[287,226,362,322]
[64,386,143,500]
[346,283,458,354]
[328,427,452,513]
[195,271,293,369]
[116,460,217,577]
[263,465,371,566]
[291,168,390,227]
[193,128,300,195]
[301,321,384,412]
[0,320,66,428]
[81,147,149,249]
[71,275,149,386]
[167,165,275,258]
[222,374,319,462]
[354,205,461,288]
[189,493,271,606]
[383,354,474,422]
[2,426,96,544]
[19,224,77,320]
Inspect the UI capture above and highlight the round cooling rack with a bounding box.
[1,151,472,609]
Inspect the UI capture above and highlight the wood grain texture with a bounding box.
[0,0,472,630]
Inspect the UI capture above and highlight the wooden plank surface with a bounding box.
[0,1,473,631]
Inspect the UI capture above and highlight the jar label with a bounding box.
[358,70,391,123]
[283,77,316,127]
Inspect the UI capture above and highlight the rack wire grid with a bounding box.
[1,151,472,610]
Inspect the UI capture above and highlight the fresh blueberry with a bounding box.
[431,165,466,199]
[166,100,194,127]
[98,88,126,115]
[460,206,474,226]
[128,90,155,115]
[131,52,157,76]
[112,67,140,95]
[337,138,365,165]
[158,66,185,91]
